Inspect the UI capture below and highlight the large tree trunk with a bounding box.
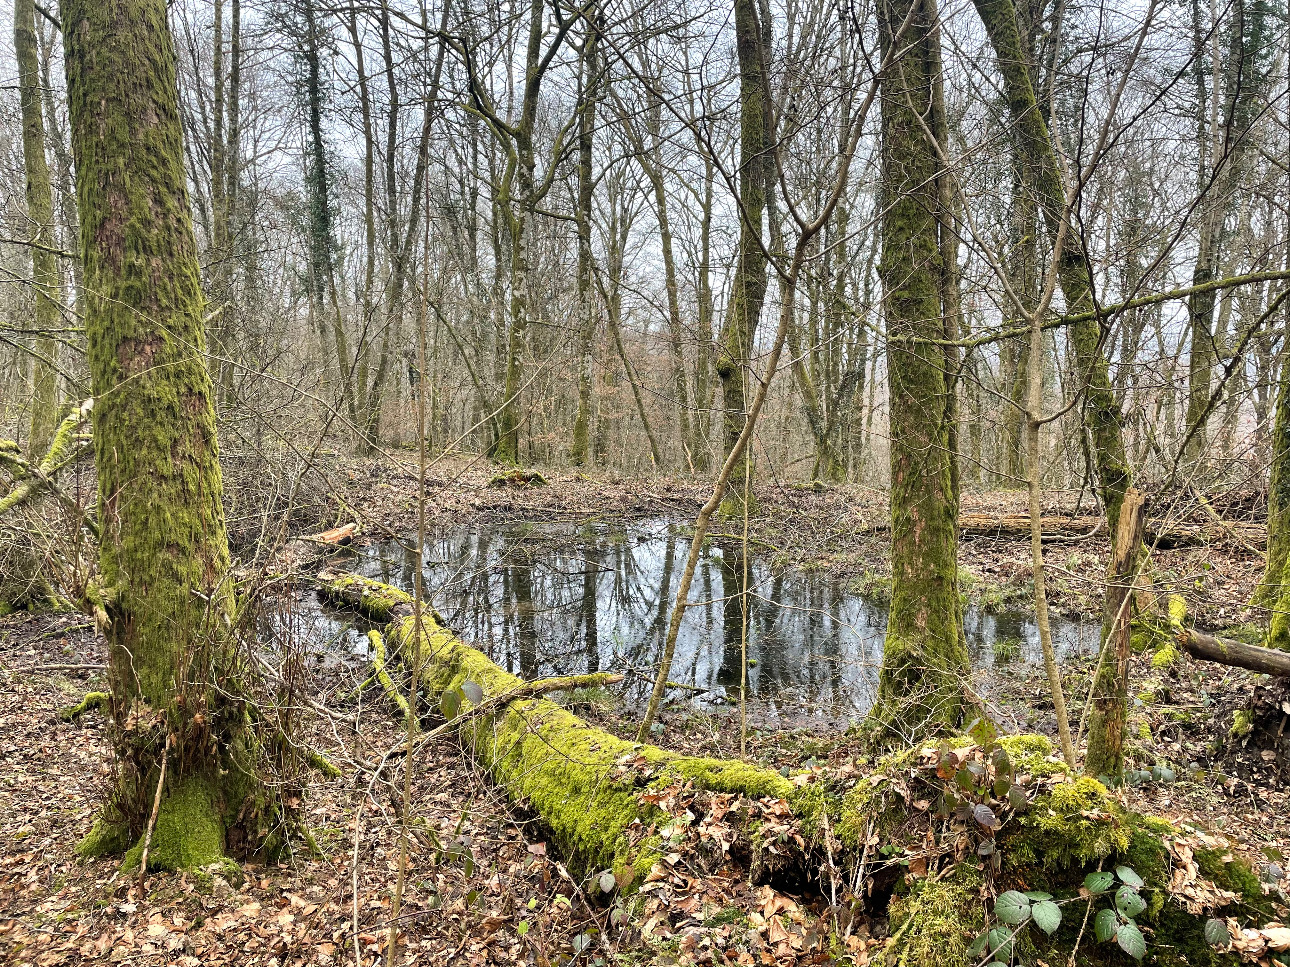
[874,0,968,734]
[16,0,59,458]
[1256,352,1290,648]
[62,0,273,870]
[570,19,601,467]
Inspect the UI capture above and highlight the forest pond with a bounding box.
[293,517,1100,719]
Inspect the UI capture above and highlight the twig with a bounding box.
[137,733,172,894]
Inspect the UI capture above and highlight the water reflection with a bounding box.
[335,518,1099,718]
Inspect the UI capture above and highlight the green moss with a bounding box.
[377,606,796,885]
[59,691,110,721]
[76,815,134,860]
[1195,848,1278,920]
[366,630,412,724]
[1132,618,1169,654]
[703,906,748,928]
[883,865,984,966]
[1007,777,1133,869]
[999,734,1069,779]
[121,776,224,872]
[1231,709,1254,737]
[326,574,412,621]
[1152,643,1181,669]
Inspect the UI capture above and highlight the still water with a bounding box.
[298,517,1099,718]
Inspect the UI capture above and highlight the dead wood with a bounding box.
[1177,628,1290,677]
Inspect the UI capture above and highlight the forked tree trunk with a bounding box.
[874,0,968,734]
[62,0,273,870]
[16,0,59,457]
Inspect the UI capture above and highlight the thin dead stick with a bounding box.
[350,786,366,967]
[387,90,434,964]
[739,444,751,757]
[137,732,172,894]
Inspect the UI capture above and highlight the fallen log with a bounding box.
[1177,627,1290,677]
[325,572,796,886]
[854,511,1265,549]
[951,512,1264,550]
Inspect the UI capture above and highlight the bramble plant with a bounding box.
[967,865,1149,964]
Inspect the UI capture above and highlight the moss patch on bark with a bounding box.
[120,776,224,873]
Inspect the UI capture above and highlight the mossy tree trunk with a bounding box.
[1256,352,1290,648]
[874,0,969,734]
[61,0,273,869]
[971,0,1132,537]
[16,0,60,458]
[716,0,771,476]
[570,15,601,467]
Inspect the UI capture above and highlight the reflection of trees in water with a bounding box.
[350,521,1085,717]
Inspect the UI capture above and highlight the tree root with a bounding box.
[59,691,109,721]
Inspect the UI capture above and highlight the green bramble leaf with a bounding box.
[1116,865,1144,888]
[1031,900,1062,935]
[1094,908,1119,943]
[994,890,1031,925]
[1116,886,1147,919]
[1117,921,1146,960]
[1204,918,1231,948]
[1084,871,1115,894]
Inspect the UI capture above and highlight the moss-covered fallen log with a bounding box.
[326,573,795,885]
[324,572,1278,961]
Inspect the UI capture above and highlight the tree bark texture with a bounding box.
[61,0,271,869]
[1085,488,1145,780]
[717,0,771,471]
[875,0,968,734]
[1257,352,1290,648]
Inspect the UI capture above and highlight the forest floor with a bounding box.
[2,456,1286,966]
